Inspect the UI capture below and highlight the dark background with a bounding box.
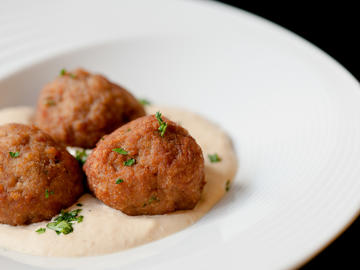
[216,1,359,269]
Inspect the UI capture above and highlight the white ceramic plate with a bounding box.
[0,0,360,269]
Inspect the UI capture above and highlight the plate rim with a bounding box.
[0,0,359,269]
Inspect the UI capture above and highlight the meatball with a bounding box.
[34,68,145,149]
[84,114,205,215]
[0,123,84,225]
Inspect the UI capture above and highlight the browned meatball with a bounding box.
[34,68,145,149]
[0,123,84,225]
[84,114,205,215]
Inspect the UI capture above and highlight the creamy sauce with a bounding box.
[0,105,237,257]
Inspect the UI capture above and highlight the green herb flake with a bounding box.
[149,196,160,205]
[139,98,151,106]
[45,208,83,235]
[76,203,83,207]
[35,228,46,234]
[149,196,159,203]
[59,69,76,78]
[45,189,54,199]
[116,178,124,184]
[123,158,136,166]
[55,209,82,221]
[9,151,20,158]
[208,153,221,163]
[76,216,84,223]
[60,68,67,76]
[75,149,88,166]
[155,111,168,137]
[45,98,56,106]
[47,220,73,235]
[225,180,231,192]
[112,148,128,155]
[143,196,160,207]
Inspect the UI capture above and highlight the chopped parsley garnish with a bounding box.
[123,158,136,166]
[35,228,46,234]
[113,148,135,166]
[116,178,124,184]
[59,68,76,78]
[155,111,168,137]
[57,209,82,220]
[208,153,221,163]
[75,149,88,166]
[225,180,231,192]
[112,148,128,155]
[47,220,73,235]
[45,209,84,235]
[143,196,159,207]
[76,203,83,207]
[45,98,56,106]
[9,151,20,158]
[76,216,84,223]
[45,189,54,199]
[148,196,159,204]
[139,98,151,105]
[60,68,66,76]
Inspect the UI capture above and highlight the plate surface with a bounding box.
[0,0,360,269]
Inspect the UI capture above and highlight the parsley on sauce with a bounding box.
[36,228,46,234]
[45,209,84,235]
[208,153,221,163]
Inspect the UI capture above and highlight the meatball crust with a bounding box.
[0,123,84,225]
[34,68,145,149]
[84,114,205,215]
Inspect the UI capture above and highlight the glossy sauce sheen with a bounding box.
[0,106,237,256]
